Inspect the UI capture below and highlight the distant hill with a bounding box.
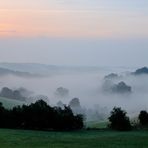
[0,67,40,78]
[132,67,148,75]
[0,63,101,75]
[0,63,59,75]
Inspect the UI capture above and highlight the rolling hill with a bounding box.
[0,96,26,109]
[0,67,40,78]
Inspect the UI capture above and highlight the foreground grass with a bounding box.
[0,129,148,148]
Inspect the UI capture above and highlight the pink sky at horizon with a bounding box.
[0,0,148,38]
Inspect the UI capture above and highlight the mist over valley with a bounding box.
[0,63,147,121]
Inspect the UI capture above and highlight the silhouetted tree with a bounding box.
[139,110,148,126]
[108,107,131,131]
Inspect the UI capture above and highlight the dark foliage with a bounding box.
[139,110,148,126]
[133,67,148,75]
[0,100,84,131]
[108,107,131,131]
[102,80,132,94]
[112,82,132,94]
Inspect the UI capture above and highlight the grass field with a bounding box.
[0,128,148,148]
[0,98,147,148]
[86,121,108,129]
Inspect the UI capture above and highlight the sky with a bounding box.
[0,0,148,67]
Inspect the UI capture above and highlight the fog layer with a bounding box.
[0,66,148,118]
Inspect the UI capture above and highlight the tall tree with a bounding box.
[108,107,131,131]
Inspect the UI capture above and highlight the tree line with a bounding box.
[0,100,84,131]
[0,98,148,132]
[108,107,148,131]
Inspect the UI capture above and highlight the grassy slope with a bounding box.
[0,129,148,148]
[0,97,26,109]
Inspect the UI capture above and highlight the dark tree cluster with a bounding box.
[0,87,26,101]
[108,107,148,131]
[112,81,132,94]
[102,80,132,94]
[133,67,148,75]
[0,100,84,131]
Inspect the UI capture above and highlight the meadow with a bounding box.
[0,128,148,148]
[0,93,147,148]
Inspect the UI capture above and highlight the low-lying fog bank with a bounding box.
[0,66,148,121]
